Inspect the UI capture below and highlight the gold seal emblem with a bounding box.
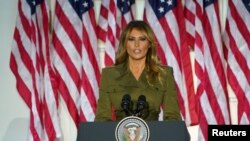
[115,116,150,141]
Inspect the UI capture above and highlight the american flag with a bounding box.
[222,0,250,124]
[144,0,198,125]
[184,0,196,48]
[10,0,61,140]
[51,0,100,129]
[194,0,230,140]
[97,0,135,67]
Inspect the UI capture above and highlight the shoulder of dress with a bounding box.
[101,65,121,77]
[160,65,173,72]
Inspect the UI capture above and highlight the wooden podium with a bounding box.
[77,120,190,141]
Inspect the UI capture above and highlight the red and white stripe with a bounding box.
[223,0,250,124]
[194,0,230,140]
[184,0,196,48]
[97,0,135,67]
[144,0,197,126]
[41,1,62,140]
[10,0,61,140]
[183,0,200,126]
[51,0,100,128]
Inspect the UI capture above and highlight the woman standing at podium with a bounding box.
[95,20,181,121]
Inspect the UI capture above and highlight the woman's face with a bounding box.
[126,28,150,61]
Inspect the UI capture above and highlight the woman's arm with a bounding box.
[95,68,113,121]
[162,67,182,121]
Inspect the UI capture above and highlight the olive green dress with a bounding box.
[95,63,181,121]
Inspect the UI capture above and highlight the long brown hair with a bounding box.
[115,20,164,84]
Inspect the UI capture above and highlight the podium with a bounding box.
[77,120,190,141]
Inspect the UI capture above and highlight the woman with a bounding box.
[95,20,181,121]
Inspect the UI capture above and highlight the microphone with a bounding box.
[134,95,148,117]
[121,94,133,116]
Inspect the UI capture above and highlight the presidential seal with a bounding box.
[115,116,150,141]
